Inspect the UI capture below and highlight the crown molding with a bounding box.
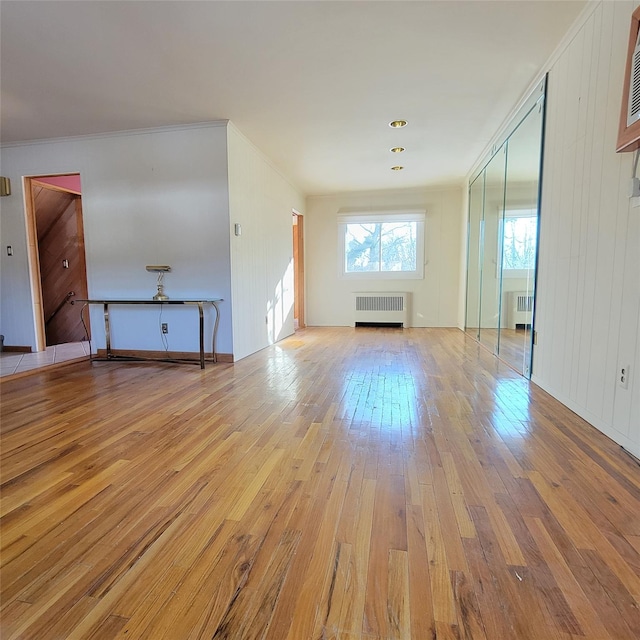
[0,121,229,149]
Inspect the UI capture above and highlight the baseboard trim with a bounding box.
[95,349,234,363]
[1,345,32,353]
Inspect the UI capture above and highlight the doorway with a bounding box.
[292,212,305,329]
[24,174,90,351]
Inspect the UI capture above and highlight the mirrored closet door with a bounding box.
[479,144,507,356]
[465,79,545,377]
[465,174,484,340]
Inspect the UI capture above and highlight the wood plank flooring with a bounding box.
[1,327,639,639]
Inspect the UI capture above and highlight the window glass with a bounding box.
[502,210,537,271]
[339,212,424,279]
[345,221,417,273]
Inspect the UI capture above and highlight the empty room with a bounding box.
[1,1,639,639]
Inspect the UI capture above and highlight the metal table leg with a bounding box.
[211,301,220,363]
[104,303,112,359]
[197,302,205,369]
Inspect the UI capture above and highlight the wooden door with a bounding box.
[30,179,90,345]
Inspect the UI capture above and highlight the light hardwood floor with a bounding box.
[464,328,532,376]
[1,327,639,639]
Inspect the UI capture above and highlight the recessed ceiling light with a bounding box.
[390,147,405,153]
[391,166,404,171]
[389,120,407,128]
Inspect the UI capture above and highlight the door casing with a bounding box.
[23,174,90,351]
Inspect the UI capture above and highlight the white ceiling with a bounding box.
[0,1,587,196]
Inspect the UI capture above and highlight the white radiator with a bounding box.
[508,291,534,329]
[354,292,410,327]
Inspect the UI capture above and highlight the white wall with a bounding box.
[533,1,640,457]
[227,124,305,361]
[306,186,463,327]
[0,124,233,355]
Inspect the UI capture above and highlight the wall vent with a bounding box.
[516,294,533,313]
[508,291,534,329]
[354,292,410,327]
[617,5,640,152]
[628,30,640,126]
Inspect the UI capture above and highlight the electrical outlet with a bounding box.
[161,323,168,334]
[619,364,630,389]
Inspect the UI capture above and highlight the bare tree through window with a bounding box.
[346,222,417,273]
[502,214,537,270]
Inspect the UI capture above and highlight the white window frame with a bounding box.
[337,210,426,279]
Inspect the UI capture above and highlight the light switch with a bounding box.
[62,259,69,268]
[6,246,12,256]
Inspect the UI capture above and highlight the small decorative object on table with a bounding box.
[146,265,171,300]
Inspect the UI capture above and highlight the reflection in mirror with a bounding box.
[464,78,545,379]
[479,144,506,355]
[465,175,484,339]
[500,103,543,375]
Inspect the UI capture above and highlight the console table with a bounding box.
[73,299,222,369]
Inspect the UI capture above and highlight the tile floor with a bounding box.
[0,341,90,378]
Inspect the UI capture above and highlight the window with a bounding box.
[501,209,537,277]
[338,211,425,279]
